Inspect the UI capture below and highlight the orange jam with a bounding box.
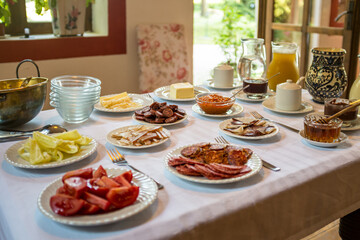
[197,94,234,114]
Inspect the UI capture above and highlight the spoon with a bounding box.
[317,99,360,123]
[0,124,67,140]
[20,76,32,88]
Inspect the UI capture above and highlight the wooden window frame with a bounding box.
[0,0,126,63]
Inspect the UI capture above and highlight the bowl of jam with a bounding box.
[196,93,235,114]
[324,98,358,122]
[304,114,342,143]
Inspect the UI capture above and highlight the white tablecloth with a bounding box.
[1,90,360,240]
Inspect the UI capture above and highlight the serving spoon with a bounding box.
[317,99,360,123]
[0,124,67,140]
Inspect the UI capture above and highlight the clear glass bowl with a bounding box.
[50,75,101,123]
[195,92,235,114]
[304,114,343,143]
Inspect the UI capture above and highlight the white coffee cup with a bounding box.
[213,64,234,87]
[275,79,302,111]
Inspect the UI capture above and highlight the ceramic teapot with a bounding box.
[275,79,302,111]
[305,48,347,103]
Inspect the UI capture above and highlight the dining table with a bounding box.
[1,87,360,240]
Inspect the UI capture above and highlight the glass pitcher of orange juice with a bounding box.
[267,42,299,91]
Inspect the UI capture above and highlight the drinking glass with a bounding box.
[237,38,267,99]
[267,42,299,91]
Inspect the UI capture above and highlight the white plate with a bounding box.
[262,97,313,114]
[4,139,97,169]
[37,168,158,226]
[299,130,347,148]
[153,85,210,101]
[192,103,244,117]
[164,143,262,184]
[205,79,242,90]
[106,125,171,149]
[231,89,275,102]
[132,113,188,126]
[94,94,154,113]
[219,118,279,140]
[341,116,360,131]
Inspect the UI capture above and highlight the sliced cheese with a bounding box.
[169,82,194,99]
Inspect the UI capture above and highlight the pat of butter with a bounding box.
[169,82,194,99]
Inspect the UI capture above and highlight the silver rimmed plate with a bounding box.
[192,103,244,117]
[299,130,347,148]
[4,139,97,169]
[106,125,171,149]
[219,118,279,140]
[231,89,275,102]
[132,113,188,126]
[205,79,242,90]
[94,94,153,113]
[153,85,210,101]
[262,97,313,114]
[164,143,262,184]
[37,168,158,226]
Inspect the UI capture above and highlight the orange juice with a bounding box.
[267,43,299,91]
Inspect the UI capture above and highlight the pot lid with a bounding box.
[278,80,302,90]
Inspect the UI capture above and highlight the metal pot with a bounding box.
[0,60,48,129]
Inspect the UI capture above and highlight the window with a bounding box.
[258,0,360,92]
[6,0,92,36]
[0,0,126,63]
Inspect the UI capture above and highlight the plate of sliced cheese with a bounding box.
[154,83,210,101]
[94,92,154,113]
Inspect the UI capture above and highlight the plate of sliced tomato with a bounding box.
[37,166,158,226]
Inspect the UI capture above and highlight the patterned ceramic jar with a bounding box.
[305,48,347,103]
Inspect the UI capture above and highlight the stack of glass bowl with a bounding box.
[50,75,101,123]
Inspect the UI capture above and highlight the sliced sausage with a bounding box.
[141,106,150,113]
[176,109,186,115]
[165,116,177,123]
[134,110,144,116]
[144,111,153,118]
[135,116,146,121]
[174,112,185,119]
[150,102,160,110]
[155,111,164,118]
[162,108,174,117]
[154,117,165,123]
[168,105,178,111]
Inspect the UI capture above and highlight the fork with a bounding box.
[146,93,155,101]
[250,111,300,133]
[214,136,281,172]
[106,148,164,190]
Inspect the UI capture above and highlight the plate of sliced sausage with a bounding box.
[164,142,262,184]
[132,102,188,126]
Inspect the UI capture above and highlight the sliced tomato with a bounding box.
[121,171,133,182]
[93,165,107,179]
[106,186,139,209]
[94,178,106,187]
[64,177,87,198]
[86,179,110,198]
[79,201,101,215]
[50,194,85,216]
[56,186,69,195]
[62,168,93,183]
[83,192,111,211]
[112,175,131,188]
[100,176,121,188]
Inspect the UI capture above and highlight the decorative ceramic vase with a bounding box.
[305,48,347,103]
[49,0,86,37]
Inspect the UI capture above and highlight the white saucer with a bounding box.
[299,130,347,148]
[154,85,209,101]
[205,79,242,90]
[231,89,275,102]
[192,103,243,117]
[341,116,360,131]
[262,97,313,114]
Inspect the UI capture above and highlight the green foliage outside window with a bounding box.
[213,0,255,66]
